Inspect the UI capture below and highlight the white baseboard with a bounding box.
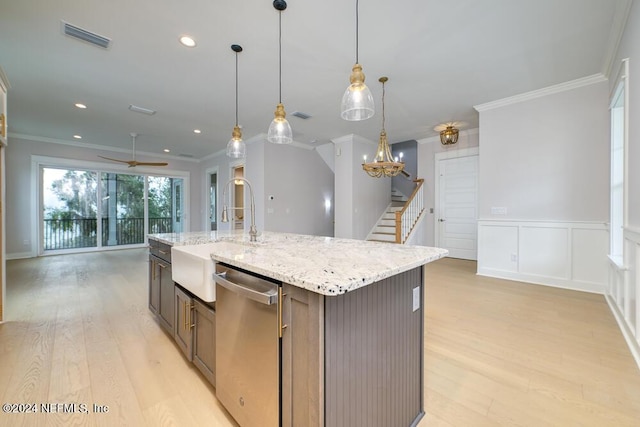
[477,267,606,294]
[7,251,34,260]
[605,294,640,371]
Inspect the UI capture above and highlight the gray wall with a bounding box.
[391,140,418,198]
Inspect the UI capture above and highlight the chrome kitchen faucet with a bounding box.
[221,177,258,242]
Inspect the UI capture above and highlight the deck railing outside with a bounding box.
[43,217,172,250]
[395,179,425,244]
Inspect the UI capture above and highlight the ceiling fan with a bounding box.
[98,133,168,167]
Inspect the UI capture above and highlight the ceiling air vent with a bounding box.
[291,111,312,120]
[62,21,111,49]
[178,153,195,158]
[128,104,156,115]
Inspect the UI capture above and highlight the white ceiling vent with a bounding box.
[291,111,312,120]
[128,104,156,115]
[62,21,111,49]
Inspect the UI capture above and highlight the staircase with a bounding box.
[367,189,407,243]
[367,180,425,244]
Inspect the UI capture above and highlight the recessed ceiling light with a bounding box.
[75,103,87,109]
[180,36,197,48]
[73,135,82,139]
[164,149,170,153]
[193,129,201,134]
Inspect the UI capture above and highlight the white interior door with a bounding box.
[437,155,478,260]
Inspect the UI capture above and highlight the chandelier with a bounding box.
[362,77,404,178]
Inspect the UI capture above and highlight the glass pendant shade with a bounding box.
[267,103,292,144]
[226,125,246,158]
[341,63,375,121]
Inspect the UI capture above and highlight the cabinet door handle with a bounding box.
[0,113,5,138]
[159,249,168,255]
[278,288,287,338]
[189,303,194,329]
[158,263,167,269]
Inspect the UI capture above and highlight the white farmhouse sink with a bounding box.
[171,243,218,302]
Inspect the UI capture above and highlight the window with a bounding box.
[610,58,628,259]
[41,164,185,252]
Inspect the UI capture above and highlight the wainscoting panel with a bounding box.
[572,227,609,285]
[606,226,640,369]
[519,226,569,279]
[477,223,518,273]
[478,220,608,294]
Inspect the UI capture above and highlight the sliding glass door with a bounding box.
[43,168,98,250]
[101,173,145,246]
[42,167,185,252]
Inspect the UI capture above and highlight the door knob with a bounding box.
[438,218,446,222]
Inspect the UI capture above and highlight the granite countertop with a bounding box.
[148,231,448,295]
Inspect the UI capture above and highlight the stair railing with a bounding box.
[395,179,425,243]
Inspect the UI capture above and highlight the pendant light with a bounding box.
[341,0,374,121]
[226,44,246,158]
[267,0,293,144]
[362,77,404,178]
[440,125,459,145]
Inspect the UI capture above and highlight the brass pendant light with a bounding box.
[267,0,293,144]
[341,0,374,121]
[226,44,246,158]
[440,125,459,145]
[362,77,404,178]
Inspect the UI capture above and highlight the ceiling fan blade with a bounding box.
[98,155,133,164]
[128,161,169,167]
[99,135,167,167]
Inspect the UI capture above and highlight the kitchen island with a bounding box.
[148,231,447,427]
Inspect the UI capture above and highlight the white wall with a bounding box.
[334,135,390,240]
[474,78,610,294]
[477,80,609,221]
[607,0,640,368]
[5,136,201,257]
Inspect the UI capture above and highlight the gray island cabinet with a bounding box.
[148,231,447,427]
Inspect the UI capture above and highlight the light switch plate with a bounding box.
[412,287,420,312]
[491,206,508,215]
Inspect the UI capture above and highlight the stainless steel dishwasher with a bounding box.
[214,262,281,427]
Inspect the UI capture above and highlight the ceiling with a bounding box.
[0,0,631,160]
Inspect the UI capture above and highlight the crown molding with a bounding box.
[474,74,607,112]
[9,132,200,163]
[602,0,633,78]
[330,134,355,145]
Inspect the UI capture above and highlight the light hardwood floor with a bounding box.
[0,249,639,426]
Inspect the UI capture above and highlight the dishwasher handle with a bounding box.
[214,272,278,305]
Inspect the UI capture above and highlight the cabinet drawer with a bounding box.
[149,239,172,263]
